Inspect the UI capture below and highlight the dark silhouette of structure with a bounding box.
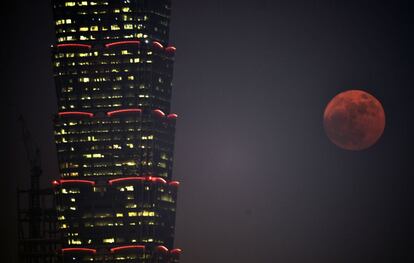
[17,115,61,263]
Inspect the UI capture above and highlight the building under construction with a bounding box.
[17,187,61,263]
[17,116,61,263]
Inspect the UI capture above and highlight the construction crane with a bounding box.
[17,115,61,262]
[18,114,42,239]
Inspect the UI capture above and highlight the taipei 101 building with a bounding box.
[49,0,182,262]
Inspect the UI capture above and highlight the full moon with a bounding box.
[323,90,385,151]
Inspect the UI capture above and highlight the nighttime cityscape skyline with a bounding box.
[4,0,413,262]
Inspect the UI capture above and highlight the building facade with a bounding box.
[50,0,182,262]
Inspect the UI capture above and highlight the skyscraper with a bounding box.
[50,0,182,262]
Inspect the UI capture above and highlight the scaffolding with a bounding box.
[17,115,61,262]
[17,187,61,263]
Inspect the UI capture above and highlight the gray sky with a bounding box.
[3,0,413,262]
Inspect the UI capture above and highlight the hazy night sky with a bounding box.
[3,0,413,262]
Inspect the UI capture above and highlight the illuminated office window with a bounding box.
[111,24,120,30]
[103,238,115,244]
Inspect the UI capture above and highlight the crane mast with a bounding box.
[18,115,42,238]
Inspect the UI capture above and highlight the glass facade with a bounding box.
[50,0,182,262]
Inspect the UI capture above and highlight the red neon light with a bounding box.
[165,46,176,53]
[108,176,167,185]
[170,248,182,254]
[156,245,169,253]
[61,248,96,254]
[152,41,164,49]
[58,111,94,118]
[52,180,60,186]
[167,113,178,119]
[57,43,92,49]
[57,180,96,186]
[169,181,180,187]
[105,40,140,48]
[147,176,167,184]
[110,245,145,253]
[108,177,146,185]
[107,108,142,117]
[152,109,166,117]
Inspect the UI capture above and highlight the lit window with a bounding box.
[111,25,120,30]
[65,2,76,7]
[125,203,137,208]
[142,211,155,217]
[128,212,137,217]
[79,77,90,82]
[125,161,136,166]
[103,238,115,244]
[70,239,82,245]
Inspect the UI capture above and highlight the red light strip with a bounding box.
[169,181,180,187]
[152,41,164,49]
[170,248,182,254]
[58,111,94,118]
[107,108,142,117]
[165,46,176,53]
[108,176,168,185]
[152,109,166,117]
[61,248,96,254]
[105,40,140,48]
[55,180,96,186]
[108,177,146,185]
[57,43,92,49]
[167,113,178,119]
[110,245,145,253]
[147,176,167,184]
[156,245,169,253]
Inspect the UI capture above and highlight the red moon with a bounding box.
[323,90,385,151]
